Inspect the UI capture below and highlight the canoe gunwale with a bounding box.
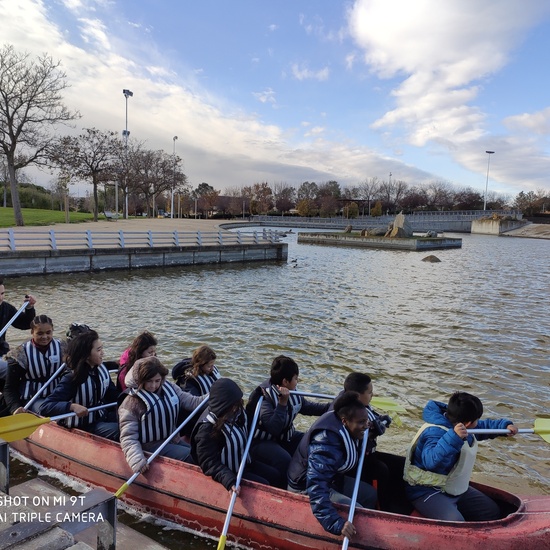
[8,422,550,550]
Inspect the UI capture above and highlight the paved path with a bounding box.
[12,217,241,234]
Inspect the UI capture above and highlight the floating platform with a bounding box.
[297,232,462,251]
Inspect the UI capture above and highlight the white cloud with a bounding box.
[253,88,276,105]
[504,108,550,135]
[77,17,111,51]
[347,0,550,148]
[268,24,278,32]
[304,126,325,137]
[291,63,329,81]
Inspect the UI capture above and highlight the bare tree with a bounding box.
[50,128,121,221]
[358,177,380,216]
[0,44,79,225]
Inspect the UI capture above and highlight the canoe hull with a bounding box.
[10,424,550,550]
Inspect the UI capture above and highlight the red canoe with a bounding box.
[9,423,550,550]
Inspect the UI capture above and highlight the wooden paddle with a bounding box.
[342,425,370,550]
[468,419,550,443]
[289,390,406,413]
[115,396,209,498]
[23,364,67,411]
[217,395,263,550]
[0,403,116,442]
[0,300,30,339]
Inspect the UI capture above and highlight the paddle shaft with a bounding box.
[115,396,209,498]
[289,390,404,412]
[217,395,264,550]
[342,427,369,550]
[468,428,533,435]
[50,402,116,422]
[0,300,30,339]
[24,364,67,411]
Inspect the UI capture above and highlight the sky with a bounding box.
[2,0,550,200]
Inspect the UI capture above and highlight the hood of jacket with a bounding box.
[422,400,453,428]
[209,378,243,417]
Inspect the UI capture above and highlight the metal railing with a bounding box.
[254,210,522,225]
[0,228,281,252]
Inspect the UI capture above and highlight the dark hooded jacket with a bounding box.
[191,378,245,490]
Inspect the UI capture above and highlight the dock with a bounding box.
[297,232,462,251]
[1,478,167,550]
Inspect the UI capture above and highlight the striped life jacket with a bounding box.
[254,384,302,442]
[21,339,63,400]
[206,409,249,472]
[133,381,180,444]
[194,366,221,395]
[287,411,360,491]
[65,364,111,429]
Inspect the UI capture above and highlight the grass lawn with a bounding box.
[0,208,96,228]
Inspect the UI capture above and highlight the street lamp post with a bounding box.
[122,89,133,219]
[172,136,178,219]
[484,151,495,211]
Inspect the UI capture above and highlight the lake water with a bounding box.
[6,228,550,548]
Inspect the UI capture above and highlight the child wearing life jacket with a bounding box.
[173,345,220,396]
[286,391,377,540]
[0,315,66,416]
[119,356,206,473]
[340,372,411,514]
[247,355,329,488]
[403,391,517,521]
[191,378,280,492]
[118,331,157,391]
[40,330,120,441]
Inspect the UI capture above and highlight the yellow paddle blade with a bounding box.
[217,535,227,550]
[371,396,407,413]
[389,413,403,427]
[534,418,550,443]
[0,413,51,442]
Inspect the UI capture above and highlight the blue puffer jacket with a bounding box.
[306,427,354,536]
[405,400,513,502]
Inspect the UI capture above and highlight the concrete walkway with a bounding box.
[11,217,239,234]
[503,222,550,239]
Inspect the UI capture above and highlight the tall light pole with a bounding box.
[122,89,133,219]
[484,150,495,211]
[172,136,178,219]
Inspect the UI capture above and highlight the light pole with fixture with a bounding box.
[484,150,495,211]
[172,136,178,219]
[122,89,133,219]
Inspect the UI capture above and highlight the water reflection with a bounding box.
[6,228,550,543]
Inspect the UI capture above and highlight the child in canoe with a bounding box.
[172,345,220,396]
[118,356,206,473]
[191,378,280,492]
[339,372,411,514]
[0,315,66,416]
[247,355,329,487]
[118,331,158,391]
[403,391,518,521]
[40,330,120,441]
[287,391,377,540]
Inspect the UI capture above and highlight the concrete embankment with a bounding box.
[0,218,287,276]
